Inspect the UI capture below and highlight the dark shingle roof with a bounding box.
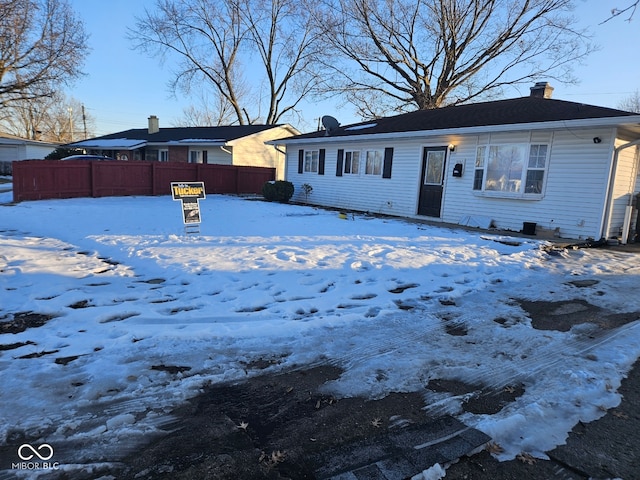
[94,125,280,142]
[296,97,638,140]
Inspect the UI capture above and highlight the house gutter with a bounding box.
[601,138,640,243]
[274,145,287,180]
[272,116,640,146]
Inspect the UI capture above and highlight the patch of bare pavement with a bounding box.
[15,298,640,480]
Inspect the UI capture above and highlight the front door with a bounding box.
[417,147,447,217]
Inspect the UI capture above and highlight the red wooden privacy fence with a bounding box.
[12,160,275,202]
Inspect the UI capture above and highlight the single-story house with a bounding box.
[0,134,58,174]
[277,83,640,242]
[68,117,300,179]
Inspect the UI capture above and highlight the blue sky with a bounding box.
[68,0,640,136]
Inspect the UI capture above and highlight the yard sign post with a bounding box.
[171,182,205,234]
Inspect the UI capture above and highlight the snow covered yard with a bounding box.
[1,193,640,476]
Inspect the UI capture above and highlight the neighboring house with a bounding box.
[0,134,58,173]
[68,116,300,179]
[277,83,640,242]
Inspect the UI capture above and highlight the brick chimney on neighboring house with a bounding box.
[530,82,554,99]
[148,115,159,134]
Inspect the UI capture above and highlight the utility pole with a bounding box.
[68,107,73,142]
[82,104,87,139]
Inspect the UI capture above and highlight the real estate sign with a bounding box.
[171,182,205,224]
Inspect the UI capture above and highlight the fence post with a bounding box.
[90,161,97,197]
[152,162,157,195]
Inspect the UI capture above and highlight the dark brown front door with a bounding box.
[417,147,447,217]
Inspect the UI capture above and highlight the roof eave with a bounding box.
[276,116,640,145]
[69,140,147,150]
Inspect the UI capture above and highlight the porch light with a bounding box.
[448,144,456,152]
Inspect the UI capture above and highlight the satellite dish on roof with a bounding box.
[321,115,340,135]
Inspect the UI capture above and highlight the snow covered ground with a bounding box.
[1,190,640,477]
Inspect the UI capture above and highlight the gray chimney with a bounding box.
[530,82,554,99]
[148,115,159,134]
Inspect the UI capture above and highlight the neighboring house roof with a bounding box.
[0,133,59,148]
[70,125,293,150]
[284,97,640,142]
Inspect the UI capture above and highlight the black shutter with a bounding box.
[382,147,394,178]
[318,149,325,175]
[336,149,344,176]
[298,149,304,174]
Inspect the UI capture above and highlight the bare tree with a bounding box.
[0,93,95,142]
[618,90,640,113]
[236,0,325,124]
[131,0,249,124]
[130,0,324,125]
[601,1,639,23]
[173,89,238,126]
[0,0,88,108]
[316,0,594,117]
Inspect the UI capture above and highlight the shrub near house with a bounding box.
[262,180,294,203]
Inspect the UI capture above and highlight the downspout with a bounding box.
[220,145,232,166]
[274,145,287,180]
[601,138,640,243]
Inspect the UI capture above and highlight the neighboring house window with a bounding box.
[365,150,383,175]
[159,150,168,162]
[190,150,202,164]
[305,150,319,172]
[146,149,158,162]
[473,143,548,195]
[344,151,360,174]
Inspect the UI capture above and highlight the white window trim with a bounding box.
[473,142,549,199]
[343,150,361,175]
[365,150,383,176]
[304,150,319,173]
[342,149,384,177]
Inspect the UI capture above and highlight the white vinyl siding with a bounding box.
[0,146,19,162]
[285,126,624,240]
[443,129,614,239]
[607,141,640,239]
[288,139,420,216]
